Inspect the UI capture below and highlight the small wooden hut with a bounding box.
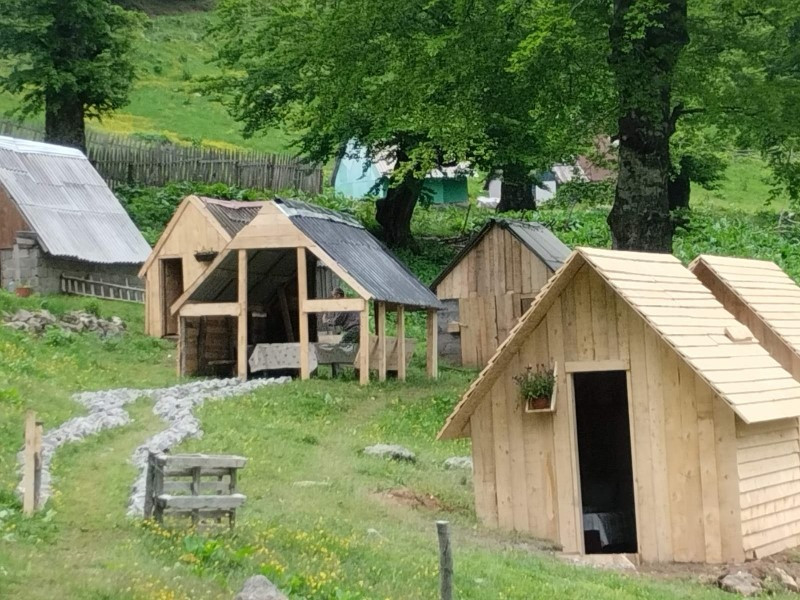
[439,247,800,563]
[170,198,442,384]
[691,254,800,379]
[139,196,266,337]
[431,219,569,367]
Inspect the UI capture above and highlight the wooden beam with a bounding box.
[179,302,240,318]
[427,308,439,379]
[359,306,370,385]
[237,249,248,380]
[397,305,406,381]
[564,359,631,373]
[297,247,310,380]
[22,411,36,515]
[377,302,387,382]
[302,298,366,313]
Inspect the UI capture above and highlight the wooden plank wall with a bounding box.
[437,226,553,367]
[182,317,235,377]
[737,417,800,558]
[467,264,744,563]
[144,201,230,337]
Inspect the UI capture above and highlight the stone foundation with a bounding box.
[0,237,142,294]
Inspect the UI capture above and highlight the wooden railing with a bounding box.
[61,274,145,303]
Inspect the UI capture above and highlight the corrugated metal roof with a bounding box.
[275,198,441,309]
[439,247,800,438]
[0,135,150,264]
[199,197,267,237]
[431,218,570,290]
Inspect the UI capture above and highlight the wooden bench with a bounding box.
[143,453,247,529]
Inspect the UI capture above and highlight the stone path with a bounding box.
[18,377,289,512]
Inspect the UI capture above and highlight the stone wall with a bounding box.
[0,237,142,294]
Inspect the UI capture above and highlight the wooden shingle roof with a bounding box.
[439,247,800,439]
[690,254,800,370]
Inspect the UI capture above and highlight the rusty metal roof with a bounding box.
[198,197,267,237]
[0,136,151,264]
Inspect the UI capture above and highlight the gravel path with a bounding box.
[18,377,289,512]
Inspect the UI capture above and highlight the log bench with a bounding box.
[144,453,247,529]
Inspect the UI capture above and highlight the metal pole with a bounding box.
[437,520,453,600]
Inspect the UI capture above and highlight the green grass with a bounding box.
[0,288,781,599]
[0,11,293,154]
[693,153,790,212]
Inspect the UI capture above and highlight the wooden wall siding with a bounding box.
[436,227,552,299]
[468,264,744,563]
[737,418,800,558]
[0,186,29,249]
[694,261,800,381]
[144,202,230,337]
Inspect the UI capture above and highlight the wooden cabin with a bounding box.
[431,219,569,367]
[691,254,800,380]
[139,196,266,338]
[439,247,800,563]
[170,198,442,384]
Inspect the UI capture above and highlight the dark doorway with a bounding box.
[161,258,184,337]
[573,370,637,554]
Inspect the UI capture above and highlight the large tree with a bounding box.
[0,0,143,152]
[208,0,604,242]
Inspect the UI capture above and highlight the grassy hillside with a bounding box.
[0,11,292,154]
[1,291,785,600]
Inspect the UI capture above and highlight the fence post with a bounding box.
[436,520,453,600]
[22,411,42,515]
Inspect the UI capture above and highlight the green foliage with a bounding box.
[514,364,555,404]
[0,0,144,120]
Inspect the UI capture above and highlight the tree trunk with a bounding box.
[607,0,688,252]
[376,175,424,247]
[45,95,87,154]
[668,167,691,212]
[496,165,535,212]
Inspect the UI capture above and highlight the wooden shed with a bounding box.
[439,247,800,563]
[691,254,800,380]
[139,195,266,338]
[431,219,569,367]
[170,198,442,384]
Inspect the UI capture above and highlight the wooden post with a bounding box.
[22,411,37,515]
[397,305,406,381]
[377,302,387,382]
[177,316,186,377]
[297,247,310,380]
[359,305,370,385]
[436,520,453,600]
[33,420,42,510]
[427,308,439,379]
[237,249,248,380]
[144,452,156,518]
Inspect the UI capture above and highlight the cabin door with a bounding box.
[160,258,184,337]
[573,370,638,554]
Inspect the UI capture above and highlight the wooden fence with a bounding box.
[0,120,323,194]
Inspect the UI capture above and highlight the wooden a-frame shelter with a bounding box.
[439,247,800,563]
[170,198,442,384]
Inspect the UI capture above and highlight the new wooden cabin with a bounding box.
[439,247,800,563]
[691,254,800,380]
[170,198,442,384]
[139,196,266,338]
[431,219,569,367]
